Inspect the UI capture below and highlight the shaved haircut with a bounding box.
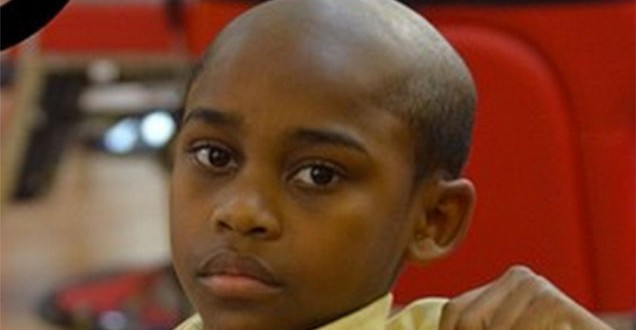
[181,0,476,180]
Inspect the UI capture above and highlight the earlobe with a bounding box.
[406,178,475,265]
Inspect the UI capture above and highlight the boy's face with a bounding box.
[170,34,427,330]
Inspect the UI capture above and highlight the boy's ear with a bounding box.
[406,178,475,265]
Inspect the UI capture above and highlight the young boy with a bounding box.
[170,0,611,329]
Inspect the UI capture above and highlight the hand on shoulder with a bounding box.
[439,265,612,330]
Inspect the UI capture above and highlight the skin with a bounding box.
[440,266,612,330]
[440,266,611,330]
[172,1,472,329]
[170,0,612,329]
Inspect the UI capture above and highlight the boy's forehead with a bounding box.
[190,0,435,102]
[215,0,429,56]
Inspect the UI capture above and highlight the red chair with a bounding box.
[183,0,255,56]
[39,3,174,54]
[394,1,635,314]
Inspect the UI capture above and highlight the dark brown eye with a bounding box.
[192,144,237,171]
[310,166,335,185]
[292,163,341,187]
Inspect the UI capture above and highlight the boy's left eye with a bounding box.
[291,163,342,188]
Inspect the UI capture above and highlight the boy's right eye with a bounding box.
[188,142,238,173]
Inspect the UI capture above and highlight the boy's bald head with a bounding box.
[173,2,477,328]
[187,0,476,179]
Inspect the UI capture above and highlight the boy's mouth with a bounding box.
[195,250,283,300]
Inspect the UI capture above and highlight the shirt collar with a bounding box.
[315,294,393,330]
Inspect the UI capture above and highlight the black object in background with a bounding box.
[13,71,86,199]
[0,0,70,51]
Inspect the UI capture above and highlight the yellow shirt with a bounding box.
[174,295,447,330]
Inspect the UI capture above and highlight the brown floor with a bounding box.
[1,145,171,329]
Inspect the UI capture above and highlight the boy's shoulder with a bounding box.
[173,314,202,330]
[388,297,447,330]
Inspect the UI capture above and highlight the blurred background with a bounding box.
[1,0,634,329]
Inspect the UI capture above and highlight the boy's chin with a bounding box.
[199,311,305,330]
[193,296,292,330]
[201,315,270,330]
[196,300,349,330]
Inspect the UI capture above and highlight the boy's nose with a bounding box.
[210,194,282,240]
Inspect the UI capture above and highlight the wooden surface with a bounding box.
[1,146,170,329]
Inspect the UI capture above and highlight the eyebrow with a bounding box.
[180,108,368,155]
[181,107,242,128]
[291,128,369,155]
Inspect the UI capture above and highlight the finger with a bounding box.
[511,282,613,330]
[440,265,537,330]
[489,273,547,329]
[510,287,564,330]
[439,285,489,330]
[440,267,529,330]
[461,266,534,329]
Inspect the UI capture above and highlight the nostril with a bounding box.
[216,219,234,232]
[211,203,281,239]
[215,218,272,238]
[248,226,268,237]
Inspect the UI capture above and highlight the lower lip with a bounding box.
[199,274,281,300]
